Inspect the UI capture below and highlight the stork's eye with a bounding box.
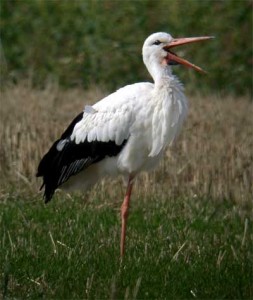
[153,40,162,46]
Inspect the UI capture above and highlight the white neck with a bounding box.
[145,60,175,88]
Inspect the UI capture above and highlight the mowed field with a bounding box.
[0,83,252,299]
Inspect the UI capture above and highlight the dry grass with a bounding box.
[0,82,252,203]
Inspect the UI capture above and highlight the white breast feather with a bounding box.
[149,80,188,157]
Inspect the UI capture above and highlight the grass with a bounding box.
[0,83,252,298]
[1,193,252,299]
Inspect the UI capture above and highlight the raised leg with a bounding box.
[120,176,134,257]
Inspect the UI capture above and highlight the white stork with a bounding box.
[37,32,212,257]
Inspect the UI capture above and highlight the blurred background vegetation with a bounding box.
[0,0,252,96]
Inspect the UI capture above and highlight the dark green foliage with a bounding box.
[1,0,252,95]
[1,192,252,299]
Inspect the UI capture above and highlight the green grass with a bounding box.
[1,191,252,299]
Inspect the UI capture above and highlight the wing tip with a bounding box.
[43,186,55,204]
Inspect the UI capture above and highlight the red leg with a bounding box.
[120,176,134,257]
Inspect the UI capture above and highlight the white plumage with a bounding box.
[37,32,212,256]
[69,80,186,186]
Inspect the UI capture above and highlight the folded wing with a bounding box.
[37,105,133,202]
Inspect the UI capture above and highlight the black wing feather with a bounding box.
[37,112,127,203]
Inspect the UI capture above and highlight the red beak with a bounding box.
[163,36,214,73]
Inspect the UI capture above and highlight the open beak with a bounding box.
[163,36,214,73]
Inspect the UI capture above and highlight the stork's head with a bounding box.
[142,32,213,79]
